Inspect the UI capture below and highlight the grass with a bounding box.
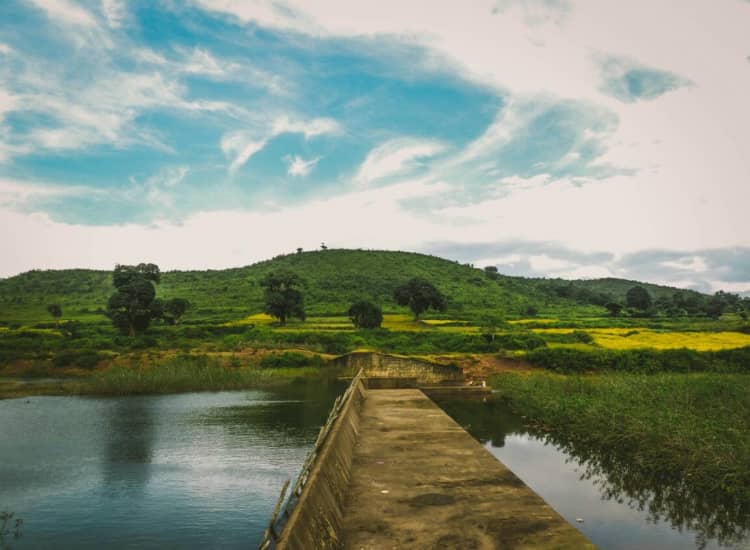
[71,356,328,396]
[490,371,750,544]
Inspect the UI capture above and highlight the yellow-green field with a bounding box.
[534,327,750,351]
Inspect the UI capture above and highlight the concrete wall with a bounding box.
[276,378,366,550]
[332,352,463,384]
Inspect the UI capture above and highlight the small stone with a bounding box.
[380,490,389,494]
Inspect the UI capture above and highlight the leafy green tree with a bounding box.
[479,314,505,342]
[163,298,190,325]
[260,271,305,325]
[348,300,383,329]
[605,302,623,317]
[393,278,447,320]
[107,263,162,336]
[705,294,727,319]
[483,266,499,280]
[46,303,62,325]
[626,286,652,310]
[522,305,539,317]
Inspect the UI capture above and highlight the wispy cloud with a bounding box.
[221,115,340,173]
[221,133,267,173]
[597,55,692,103]
[285,155,321,177]
[355,138,447,186]
[101,0,126,28]
[27,0,98,28]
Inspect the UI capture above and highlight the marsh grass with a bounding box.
[72,355,326,395]
[491,372,750,511]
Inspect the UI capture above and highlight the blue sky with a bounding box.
[0,0,749,294]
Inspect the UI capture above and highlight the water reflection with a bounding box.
[435,397,750,550]
[102,397,156,493]
[0,377,345,549]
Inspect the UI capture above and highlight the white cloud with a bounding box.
[27,0,98,28]
[355,138,447,186]
[0,179,449,276]
[141,166,190,209]
[221,132,267,173]
[101,0,126,28]
[0,177,97,211]
[179,47,239,78]
[285,155,321,177]
[271,115,341,138]
[0,88,17,120]
[528,254,573,273]
[221,115,340,172]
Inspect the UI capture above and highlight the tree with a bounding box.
[705,294,726,319]
[522,305,538,317]
[46,303,62,325]
[260,271,305,325]
[626,286,652,311]
[479,314,505,342]
[163,298,190,325]
[106,263,162,336]
[393,278,447,320]
[604,302,623,317]
[483,266,499,280]
[348,300,383,329]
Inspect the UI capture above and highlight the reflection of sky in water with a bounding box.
[486,434,734,550]
[434,396,749,550]
[0,386,341,549]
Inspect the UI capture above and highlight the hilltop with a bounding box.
[0,249,701,323]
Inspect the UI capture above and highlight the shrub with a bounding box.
[53,349,102,370]
[259,352,325,368]
[526,346,750,374]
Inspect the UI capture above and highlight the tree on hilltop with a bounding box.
[163,298,190,325]
[107,263,163,336]
[348,300,383,329]
[393,278,447,320]
[260,271,305,325]
[605,302,623,317]
[46,303,62,326]
[626,286,652,311]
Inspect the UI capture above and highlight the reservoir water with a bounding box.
[0,379,344,549]
[2,384,748,549]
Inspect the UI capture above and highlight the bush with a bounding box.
[259,352,326,368]
[526,346,750,374]
[52,349,102,370]
[495,333,547,350]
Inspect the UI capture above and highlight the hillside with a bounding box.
[0,249,698,323]
[566,277,704,302]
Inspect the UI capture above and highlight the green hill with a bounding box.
[0,249,701,324]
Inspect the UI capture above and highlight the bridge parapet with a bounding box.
[260,369,366,550]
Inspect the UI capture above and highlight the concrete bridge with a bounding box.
[260,355,594,549]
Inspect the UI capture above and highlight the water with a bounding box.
[0,379,344,549]
[436,397,750,550]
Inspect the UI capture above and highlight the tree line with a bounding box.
[46,264,449,336]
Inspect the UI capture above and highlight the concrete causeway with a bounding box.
[340,389,594,549]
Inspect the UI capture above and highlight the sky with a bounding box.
[0,0,748,293]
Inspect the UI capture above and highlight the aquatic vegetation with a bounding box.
[490,371,750,547]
